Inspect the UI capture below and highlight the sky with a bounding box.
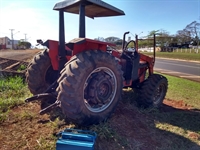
[0,0,199,46]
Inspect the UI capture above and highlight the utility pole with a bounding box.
[9,29,14,49]
[24,34,27,42]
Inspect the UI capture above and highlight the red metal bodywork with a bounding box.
[48,38,115,70]
[139,53,154,73]
[72,38,115,55]
[48,40,59,70]
[48,40,71,70]
[47,38,154,85]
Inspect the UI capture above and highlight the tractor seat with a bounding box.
[139,60,148,68]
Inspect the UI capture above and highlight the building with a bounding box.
[0,37,19,49]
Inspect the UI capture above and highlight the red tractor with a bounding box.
[25,0,168,126]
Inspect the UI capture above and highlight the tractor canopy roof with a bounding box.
[53,0,125,18]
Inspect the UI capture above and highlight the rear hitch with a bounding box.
[25,93,56,103]
[40,100,60,115]
[25,81,58,103]
[25,81,59,114]
[25,93,60,114]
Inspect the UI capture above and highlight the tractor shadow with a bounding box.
[122,89,200,133]
[158,103,200,133]
[106,89,200,150]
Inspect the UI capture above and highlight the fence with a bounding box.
[173,48,199,53]
[139,47,199,53]
[158,47,199,53]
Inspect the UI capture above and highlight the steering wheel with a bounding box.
[124,40,136,52]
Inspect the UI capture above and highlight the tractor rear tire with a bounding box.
[57,50,123,126]
[136,74,168,108]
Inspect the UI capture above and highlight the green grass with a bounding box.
[0,76,30,113]
[17,64,27,72]
[141,51,200,61]
[90,122,129,148]
[164,74,200,109]
[90,122,119,140]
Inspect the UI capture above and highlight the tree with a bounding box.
[185,21,200,47]
[138,39,153,48]
[94,37,105,42]
[148,30,160,37]
[105,36,120,43]
[18,41,31,49]
[141,29,171,48]
[186,21,200,38]
[94,36,123,49]
[113,39,123,46]
[175,21,200,46]
[176,29,192,44]
[156,29,171,47]
[169,35,179,47]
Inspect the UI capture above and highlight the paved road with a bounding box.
[154,58,200,82]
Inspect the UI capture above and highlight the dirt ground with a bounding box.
[0,49,40,77]
[0,98,199,150]
[0,49,40,61]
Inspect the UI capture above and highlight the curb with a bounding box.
[156,57,200,63]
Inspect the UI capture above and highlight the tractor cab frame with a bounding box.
[54,0,125,72]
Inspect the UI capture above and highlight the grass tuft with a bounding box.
[17,64,27,72]
[0,76,31,113]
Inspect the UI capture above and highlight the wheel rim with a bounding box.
[153,82,166,105]
[84,67,117,113]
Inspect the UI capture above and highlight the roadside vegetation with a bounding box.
[0,74,199,149]
[141,50,200,61]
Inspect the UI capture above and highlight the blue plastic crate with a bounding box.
[56,128,97,150]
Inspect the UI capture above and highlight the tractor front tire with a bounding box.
[137,74,168,108]
[57,50,123,126]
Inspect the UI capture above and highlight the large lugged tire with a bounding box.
[26,49,58,95]
[136,74,168,108]
[57,50,123,126]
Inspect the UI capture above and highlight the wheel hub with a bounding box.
[98,82,110,99]
[84,67,117,113]
[153,83,166,104]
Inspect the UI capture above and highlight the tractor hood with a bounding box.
[53,0,125,18]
